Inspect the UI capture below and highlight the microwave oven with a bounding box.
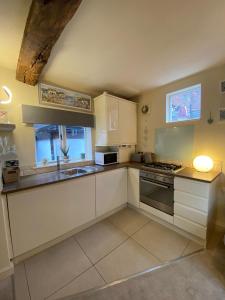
[95,152,118,165]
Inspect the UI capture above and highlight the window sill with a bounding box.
[34,159,93,170]
[165,119,201,127]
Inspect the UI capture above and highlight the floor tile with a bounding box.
[14,263,30,300]
[47,267,105,300]
[73,251,225,300]
[133,221,189,262]
[95,238,160,283]
[183,240,203,256]
[75,220,128,263]
[25,237,91,300]
[108,207,150,235]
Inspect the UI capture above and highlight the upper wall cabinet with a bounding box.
[94,92,137,146]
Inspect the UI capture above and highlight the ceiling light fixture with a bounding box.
[0,86,12,104]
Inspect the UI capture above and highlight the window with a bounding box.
[34,124,92,165]
[166,84,201,123]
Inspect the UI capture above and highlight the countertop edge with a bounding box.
[2,163,130,194]
[174,168,221,183]
[2,163,221,194]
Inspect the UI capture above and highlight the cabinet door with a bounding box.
[107,96,120,145]
[119,100,137,145]
[8,176,95,257]
[0,196,11,272]
[96,168,127,217]
[127,168,140,208]
[95,96,108,146]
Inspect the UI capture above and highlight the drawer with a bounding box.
[174,203,207,226]
[174,177,210,198]
[174,190,208,213]
[140,202,173,224]
[174,215,206,239]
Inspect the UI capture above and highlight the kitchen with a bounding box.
[0,1,225,300]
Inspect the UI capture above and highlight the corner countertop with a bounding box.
[174,167,221,183]
[2,162,221,194]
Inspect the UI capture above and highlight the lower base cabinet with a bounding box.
[174,176,218,241]
[96,168,127,217]
[127,168,140,208]
[7,176,96,257]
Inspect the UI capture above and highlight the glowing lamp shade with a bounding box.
[193,155,214,172]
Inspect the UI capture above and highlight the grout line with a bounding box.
[92,235,130,265]
[129,220,152,237]
[46,232,131,299]
[181,239,191,256]
[130,235,163,263]
[107,210,152,237]
[45,237,95,299]
[44,265,94,300]
[72,218,131,266]
[65,248,205,300]
[93,265,107,284]
[73,235,95,267]
[23,262,32,300]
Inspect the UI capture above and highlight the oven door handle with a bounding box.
[140,179,170,189]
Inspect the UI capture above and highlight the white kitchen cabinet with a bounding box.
[119,100,137,145]
[174,215,207,240]
[127,168,140,208]
[0,196,12,279]
[7,176,96,257]
[96,168,127,217]
[174,176,218,240]
[94,92,137,146]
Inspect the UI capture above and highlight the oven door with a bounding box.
[140,177,174,216]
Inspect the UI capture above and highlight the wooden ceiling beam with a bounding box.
[16,0,82,86]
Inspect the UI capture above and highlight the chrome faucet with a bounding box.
[57,156,61,171]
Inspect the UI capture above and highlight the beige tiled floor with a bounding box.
[14,207,203,300]
[132,221,190,262]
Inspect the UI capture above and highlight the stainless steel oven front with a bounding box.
[140,170,174,216]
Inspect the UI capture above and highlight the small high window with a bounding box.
[166,84,201,123]
[34,124,92,166]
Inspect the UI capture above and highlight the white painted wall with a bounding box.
[137,64,225,228]
[0,65,95,169]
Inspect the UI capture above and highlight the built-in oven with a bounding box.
[140,170,174,216]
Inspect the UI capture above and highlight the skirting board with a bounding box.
[0,264,14,281]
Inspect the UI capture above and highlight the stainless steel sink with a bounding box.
[81,166,103,173]
[60,165,103,176]
[61,168,87,176]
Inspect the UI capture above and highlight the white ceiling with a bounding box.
[0,1,31,70]
[1,0,225,98]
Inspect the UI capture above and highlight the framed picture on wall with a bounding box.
[39,83,92,112]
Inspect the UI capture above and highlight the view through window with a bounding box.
[166,84,201,123]
[34,124,92,165]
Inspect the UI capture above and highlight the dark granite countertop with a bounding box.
[2,163,136,194]
[175,167,221,183]
[2,162,221,194]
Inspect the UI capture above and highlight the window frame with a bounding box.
[34,124,92,167]
[166,83,201,124]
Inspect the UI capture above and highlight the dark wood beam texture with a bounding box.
[16,0,82,85]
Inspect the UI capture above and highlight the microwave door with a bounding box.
[104,153,118,165]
